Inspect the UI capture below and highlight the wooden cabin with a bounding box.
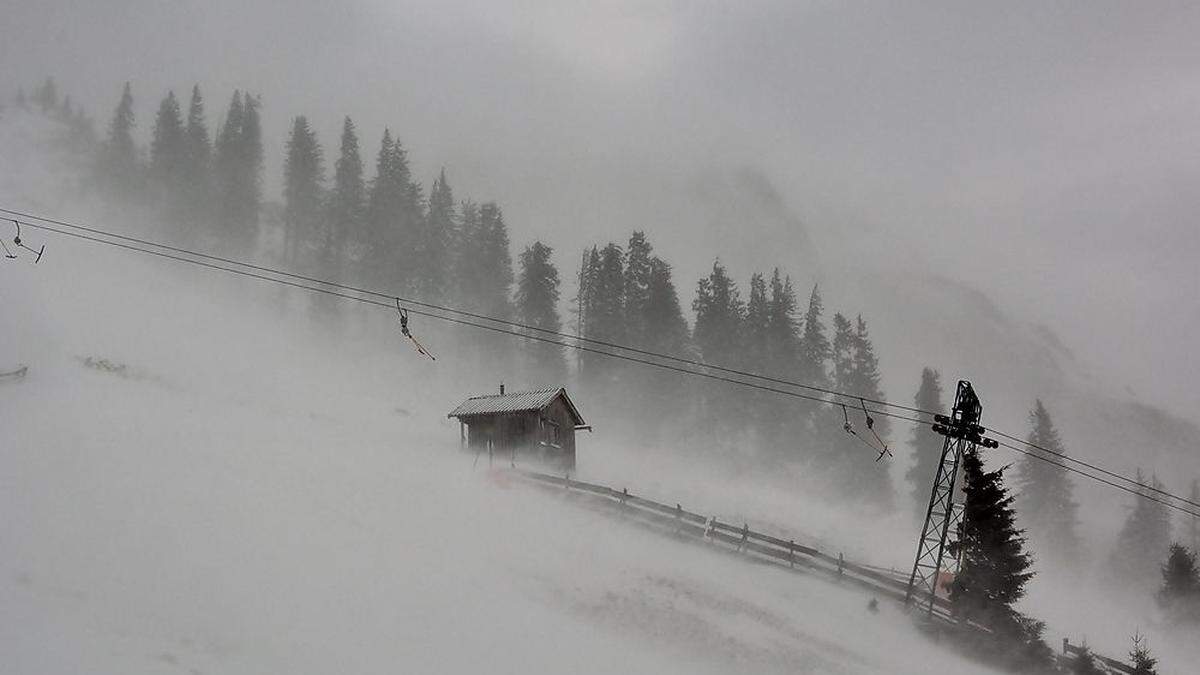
[447,386,588,471]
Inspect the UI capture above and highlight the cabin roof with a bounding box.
[447,386,585,425]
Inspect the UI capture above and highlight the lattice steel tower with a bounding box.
[905,380,998,616]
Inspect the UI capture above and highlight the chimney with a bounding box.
[499,382,505,395]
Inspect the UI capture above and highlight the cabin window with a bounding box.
[546,420,562,448]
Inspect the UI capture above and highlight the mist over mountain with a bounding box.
[4,4,1200,673]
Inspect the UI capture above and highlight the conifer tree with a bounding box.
[150,90,187,209]
[474,202,514,367]
[326,116,364,278]
[744,273,770,369]
[623,231,654,346]
[907,368,946,518]
[451,199,482,308]
[692,260,745,442]
[693,260,744,368]
[477,202,513,317]
[1128,633,1158,675]
[364,128,399,288]
[949,447,1051,670]
[363,129,421,292]
[238,93,264,238]
[762,270,803,456]
[1109,470,1173,589]
[799,284,831,388]
[1017,400,1082,564]
[642,257,689,357]
[743,272,772,440]
[515,241,565,380]
[389,136,423,291]
[282,115,325,269]
[213,91,262,249]
[416,169,454,299]
[213,90,245,235]
[1157,543,1200,623]
[831,312,855,393]
[764,270,800,377]
[579,243,626,384]
[98,82,138,197]
[950,447,1034,623]
[640,255,693,439]
[181,85,212,228]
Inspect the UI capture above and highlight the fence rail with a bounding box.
[511,468,1138,674]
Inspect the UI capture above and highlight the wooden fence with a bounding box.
[511,468,1140,674]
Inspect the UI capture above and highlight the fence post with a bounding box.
[838,552,844,576]
[739,524,749,552]
[675,503,682,535]
[788,540,795,568]
[564,473,571,492]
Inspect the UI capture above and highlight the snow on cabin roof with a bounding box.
[447,386,585,425]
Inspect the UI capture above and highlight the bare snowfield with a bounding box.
[0,239,1011,675]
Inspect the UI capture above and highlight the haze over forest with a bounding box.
[2,3,1200,674]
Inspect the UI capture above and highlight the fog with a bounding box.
[3,2,1200,673]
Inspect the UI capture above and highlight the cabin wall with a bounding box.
[460,403,576,472]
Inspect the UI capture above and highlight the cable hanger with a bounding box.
[396,298,436,360]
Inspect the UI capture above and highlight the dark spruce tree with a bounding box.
[213,91,263,251]
[692,260,745,446]
[639,255,693,441]
[416,169,455,300]
[1017,399,1082,564]
[451,199,482,308]
[799,284,831,389]
[743,272,772,445]
[474,202,515,371]
[1109,470,1173,590]
[949,447,1052,672]
[642,257,689,358]
[181,85,212,231]
[622,231,654,347]
[282,115,325,271]
[515,241,566,381]
[579,243,626,388]
[149,90,187,218]
[906,368,946,519]
[761,269,803,457]
[97,82,139,198]
[1128,633,1158,675]
[326,116,365,281]
[1157,543,1200,623]
[363,129,422,293]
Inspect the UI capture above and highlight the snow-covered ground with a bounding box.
[0,231,1016,674]
[2,110,1192,674]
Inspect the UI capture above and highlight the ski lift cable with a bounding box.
[0,206,932,417]
[10,210,1200,515]
[985,426,1200,510]
[9,217,946,427]
[995,439,1200,520]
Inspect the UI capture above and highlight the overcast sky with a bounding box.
[3,1,1199,413]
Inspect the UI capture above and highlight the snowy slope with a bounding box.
[2,108,1192,675]
[0,237,1016,675]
